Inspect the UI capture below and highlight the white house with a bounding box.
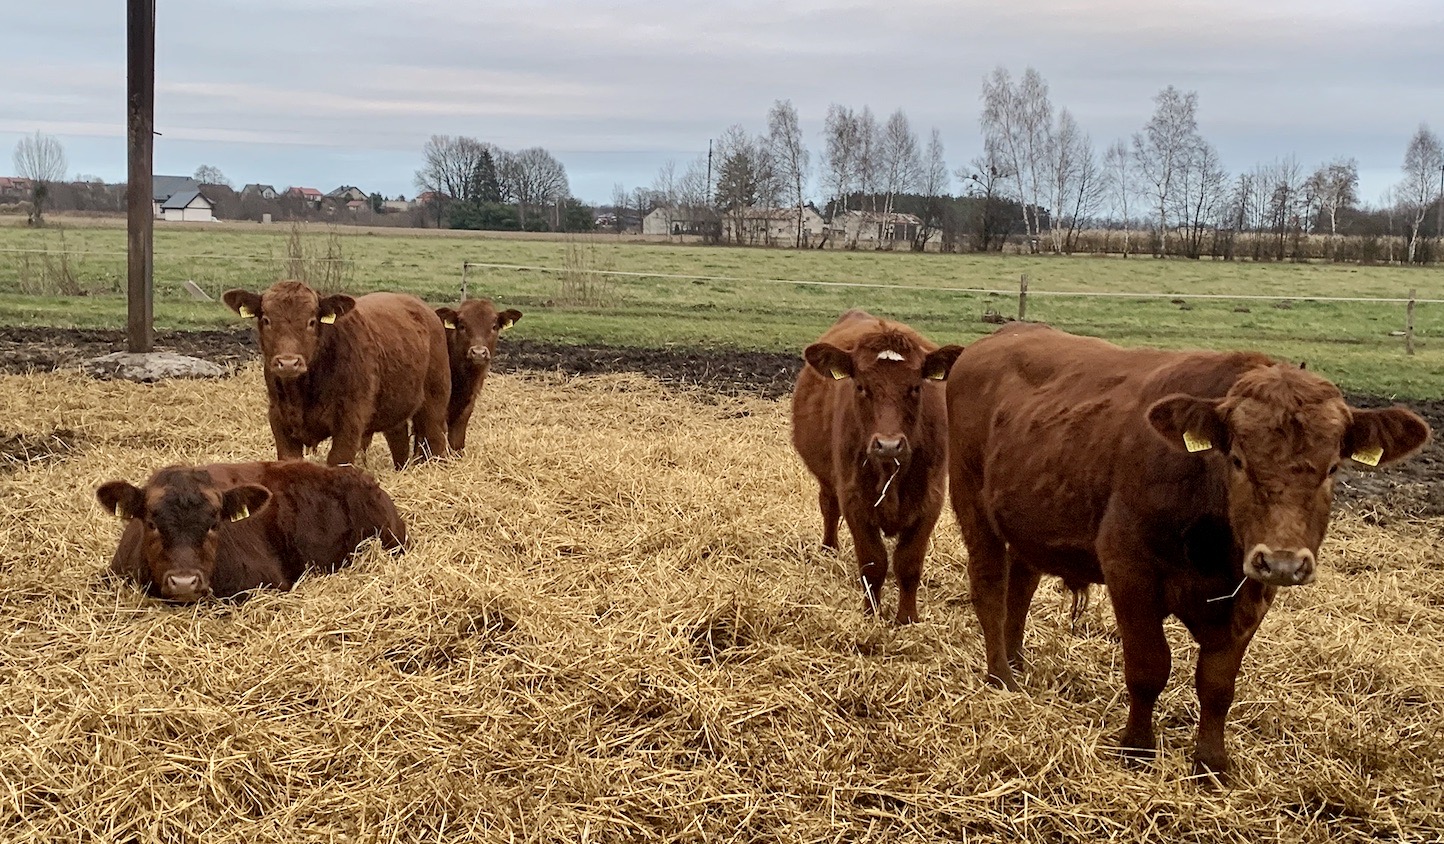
[642,207,720,238]
[829,210,925,246]
[721,206,825,246]
[160,189,215,222]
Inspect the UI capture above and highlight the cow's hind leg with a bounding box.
[382,424,411,469]
[955,502,1015,689]
[1003,552,1043,672]
[818,482,842,551]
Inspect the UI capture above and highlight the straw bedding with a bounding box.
[0,366,1440,842]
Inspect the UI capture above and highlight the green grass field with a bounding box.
[3,221,1442,397]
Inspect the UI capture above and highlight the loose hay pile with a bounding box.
[0,366,1440,842]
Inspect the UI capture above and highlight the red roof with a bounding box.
[286,186,323,198]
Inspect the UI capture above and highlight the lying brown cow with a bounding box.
[946,323,1430,780]
[434,299,522,452]
[97,461,406,602]
[222,281,451,468]
[791,310,964,624]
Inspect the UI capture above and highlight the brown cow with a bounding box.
[791,310,964,624]
[222,281,451,468]
[946,323,1430,780]
[434,298,522,452]
[97,461,406,602]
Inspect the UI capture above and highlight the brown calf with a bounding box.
[97,461,406,602]
[946,324,1430,780]
[434,298,522,452]
[222,281,451,468]
[791,310,964,623]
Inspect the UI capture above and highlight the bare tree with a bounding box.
[1102,139,1135,255]
[497,147,570,230]
[875,109,920,247]
[610,183,629,234]
[713,124,777,244]
[1171,137,1229,259]
[1044,108,1101,253]
[981,66,1052,250]
[1305,158,1358,242]
[959,140,1015,252]
[13,131,67,226]
[1397,124,1443,263]
[193,164,231,187]
[1133,86,1199,256]
[914,128,948,250]
[766,99,811,248]
[820,104,861,243]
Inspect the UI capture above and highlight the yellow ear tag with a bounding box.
[443,319,456,330]
[238,305,255,318]
[502,319,514,330]
[230,504,250,522]
[319,313,336,325]
[830,368,847,381]
[1351,445,1384,467]
[925,369,945,381]
[115,504,129,519]
[1182,431,1213,453]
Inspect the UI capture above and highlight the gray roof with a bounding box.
[160,188,209,210]
[152,175,200,202]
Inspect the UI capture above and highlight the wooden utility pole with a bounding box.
[126,0,156,353]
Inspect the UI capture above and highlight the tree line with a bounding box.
[412,136,592,233]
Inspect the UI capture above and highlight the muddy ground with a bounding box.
[1,325,1439,515]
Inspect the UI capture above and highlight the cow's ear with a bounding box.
[97,481,145,520]
[1343,406,1430,467]
[222,289,262,319]
[221,484,271,523]
[497,309,522,331]
[435,307,459,330]
[317,294,356,325]
[922,345,965,382]
[1147,394,1227,454]
[804,342,853,381]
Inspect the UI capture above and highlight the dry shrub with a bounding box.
[270,222,349,293]
[553,241,618,308]
[0,368,1441,842]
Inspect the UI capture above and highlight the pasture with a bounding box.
[1,221,1442,397]
[1,364,1442,842]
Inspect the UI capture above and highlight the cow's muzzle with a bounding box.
[466,346,491,366]
[1243,545,1315,586]
[269,354,308,379]
[867,435,908,462]
[161,570,210,602]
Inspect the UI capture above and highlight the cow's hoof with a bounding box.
[1191,756,1230,788]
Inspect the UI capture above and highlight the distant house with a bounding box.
[830,210,924,245]
[721,205,825,246]
[160,188,215,222]
[284,186,324,206]
[240,183,278,201]
[151,174,200,217]
[0,176,34,200]
[414,191,449,206]
[380,199,411,214]
[642,207,721,238]
[326,185,368,203]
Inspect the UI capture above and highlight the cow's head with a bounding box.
[436,299,522,369]
[805,330,964,471]
[223,281,356,381]
[1148,365,1430,587]
[97,468,272,602]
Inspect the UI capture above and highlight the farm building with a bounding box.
[642,207,721,238]
[150,174,200,218]
[159,188,215,222]
[719,206,825,246]
[829,209,925,246]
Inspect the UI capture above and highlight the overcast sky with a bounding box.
[2,0,1440,206]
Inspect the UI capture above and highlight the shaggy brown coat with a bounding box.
[434,299,522,452]
[946,323,1431,780]
[98,461,406,602]
[791,310,964,624]
[222,281,451,468]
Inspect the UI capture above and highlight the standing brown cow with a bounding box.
[947,324,1430,780]
[791,310,964,624]
[97,461,406,602]
[433,298,522,453]
[223,281,451,468]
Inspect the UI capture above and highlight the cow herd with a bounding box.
[93,286,1431,784]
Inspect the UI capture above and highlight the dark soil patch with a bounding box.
[1,428,79,474]
[2,326,1439,513]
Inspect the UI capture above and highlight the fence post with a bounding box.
[1018,274,1029,321]
[1406,288,1416,356]
[460,261,469,302]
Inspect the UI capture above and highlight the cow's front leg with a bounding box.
[268,414,305,462]
[1191,583,1273,784]
[326,420,366,467]
[891,514,939,625]
[845,515,889,618]
[1108,578,1169,762]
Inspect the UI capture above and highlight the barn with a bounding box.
[159,188,215,222]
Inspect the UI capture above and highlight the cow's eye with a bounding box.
[1327,463,1340,476]
[1230,454,1244,470]
[856,386,871,399]
[909,385,921,399]
[307,317,317,330]
[260,316,271,328]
